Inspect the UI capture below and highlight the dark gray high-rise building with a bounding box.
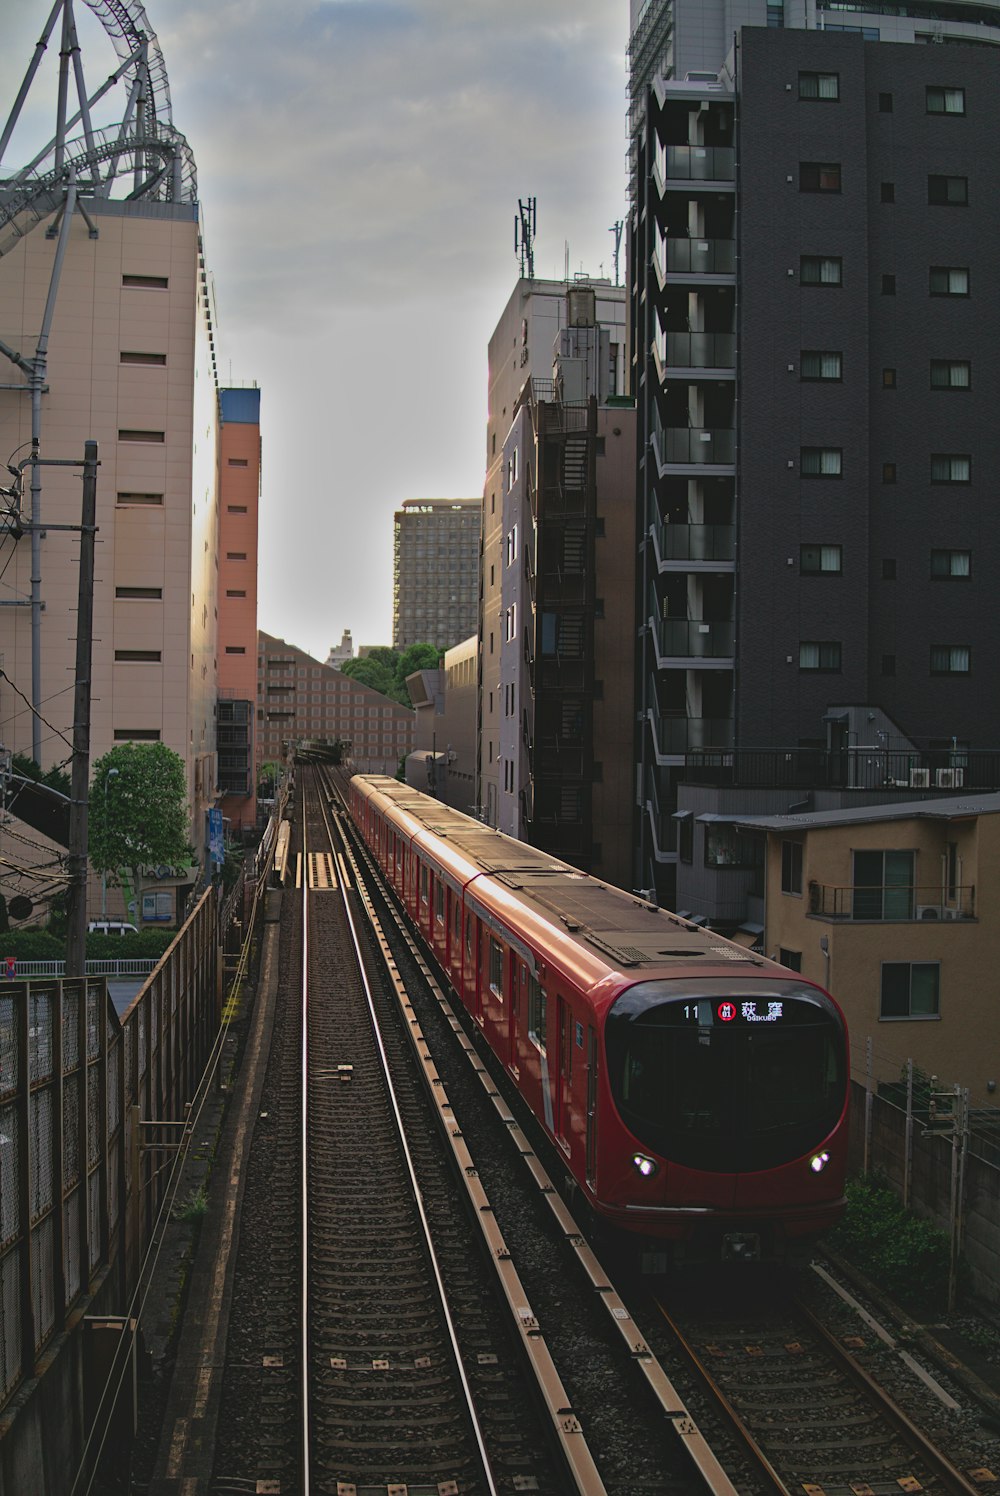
[392,499,481,651]
[629,3,1000,904]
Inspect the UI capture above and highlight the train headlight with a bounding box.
[631,1152,659,1178]
[809,1151,831,1174]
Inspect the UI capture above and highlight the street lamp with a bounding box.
[101,767,119,918]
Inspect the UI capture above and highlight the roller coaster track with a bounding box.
[0,0,197,258]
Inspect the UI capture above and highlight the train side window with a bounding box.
[528,976,547,1052]
[420,865,429,906]
[434,882,445,925]
[489,938,503,998]
[465,913,473,959]
[453,896,461,946]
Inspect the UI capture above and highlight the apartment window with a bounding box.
[882,463,897,484]
[882,654,896,676]
[800,255,842,286]
[928,175,967,205]
[930,266,969,297]
[114,649,161,662]
[931,550,971,578]
[120,351,166,366]
[800,544,841,575]
[882,559,897,580]
[228,504,248,514]
[225,646,247,654]
[878,92,893,112]
[799,71,839,100]
[926,86,965,115]
[801,447,842,477]
[799,641,841,672]
[226,551,247,560]
[118,429,165,443]
[931,645,971,674]
[779,949,803,972]
[881,274,896,295]
[705,825,764,870]
[227,457,248,468]
[882,368,896,388]
[881,963,940,1020]
[781,840,803,894]
[116,491,163,506]
[930,360,971,390]
[122,273,168,289]
[853,849,914,921]
[880,182,894,203]
[113,728,161,741]
[931,454,971,484]
[799,162,841,192]
[115,586,162,600]
[800,350,841,381]
[226,589,247,598]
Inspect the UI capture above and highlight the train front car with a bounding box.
[600,973,849,1263]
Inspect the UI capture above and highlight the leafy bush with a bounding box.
[0,929,176,961]
[831,1172,951,1309]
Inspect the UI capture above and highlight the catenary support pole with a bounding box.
[65,440,98,976]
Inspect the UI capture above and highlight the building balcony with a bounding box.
[655,143,736,190]
[652,616,734,665]
[649,714,734,759]
[681,746,1000,793]
[653,520,735,566]
[666,237,735,275]
[652,425,735,470]
[807,883,976,923]
[653,330,735,373]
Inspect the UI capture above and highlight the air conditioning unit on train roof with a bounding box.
[909,768,930,788]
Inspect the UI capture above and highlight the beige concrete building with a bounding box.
[257,632,415,775]
[737,794,1000,1107]
[0,200,220,891]
[218,387,261,836]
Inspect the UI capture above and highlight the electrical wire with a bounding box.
[0,668,72,750]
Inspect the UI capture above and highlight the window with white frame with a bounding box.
[800,544,842,575]
[799,71,839,100]
[800,350,842,381]
[800,255,842,285]
[926,85,965,115]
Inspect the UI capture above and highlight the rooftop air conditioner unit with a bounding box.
[909,768,931,788]
[916,905,941,920]
[936,768,963,788]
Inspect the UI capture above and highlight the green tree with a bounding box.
[341,656,397,698]
[397,642,442,680]
[89,742,191,888]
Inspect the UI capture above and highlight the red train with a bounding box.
[349,775,849,1263]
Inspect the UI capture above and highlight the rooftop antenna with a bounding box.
[515,196,536,278]
[610,220,624,286]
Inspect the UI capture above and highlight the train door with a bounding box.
[555,996,573,1155]
[510,959,528,1081]
[464,911,480,1019]
[585,1025,598,1189]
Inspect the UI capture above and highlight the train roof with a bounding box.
[354,776,775,980]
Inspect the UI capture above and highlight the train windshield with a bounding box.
[604,980,847,1173]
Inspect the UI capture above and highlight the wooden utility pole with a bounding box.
[65,440,98,975]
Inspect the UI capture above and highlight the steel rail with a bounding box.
[312,777,503,1496]
[299,799,313,1494]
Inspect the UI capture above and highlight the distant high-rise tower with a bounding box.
[392,499,481,650]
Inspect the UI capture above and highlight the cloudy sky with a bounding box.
[2,1,629,661]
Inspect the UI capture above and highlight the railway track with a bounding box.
[653,1269,996,1496]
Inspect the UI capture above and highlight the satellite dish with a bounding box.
[8,896,33,920]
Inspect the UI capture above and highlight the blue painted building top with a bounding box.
[219,387,260,424]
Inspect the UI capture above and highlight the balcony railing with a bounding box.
[665,144,735,181]
[654,616,734,659]
[666,238,735,274]
[808,883,976,922]
[656,427,735,465]
[651,715,734,754]
[655,330,735,369]
[655,521,735,562]
[682,746,1000,793]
